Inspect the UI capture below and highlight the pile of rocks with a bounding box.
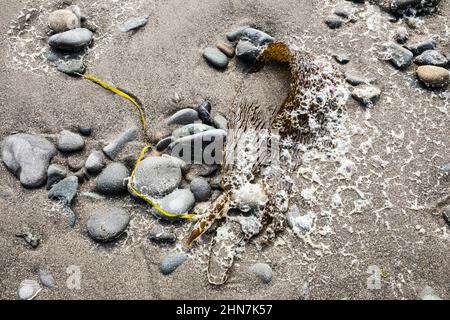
[202,26,274,69]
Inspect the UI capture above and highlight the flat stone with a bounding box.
[17,280,41,300]
[167,108,199,125]
[382,42,413,69]
[416,65,450,88]
[152,189,195,220]
[190,177,212,201]
[48,176,78,204]
[203,47,229,69]
[351,84,381,108]
[213,115,228,130]
[414,50,449,67]
[48,9,80,33]
[103,127,138,160]
[235,40,261,62]
[345,72,375,86]
[324,15,345,29]
[250,263,273,283]
[406,39,437,55]
[1,134,56,188]
[160,252,188,275]
[87,207,130,242]
[46,164,67,190]
[333,53,350,64]
[149,223,177,244]
[57,130,85,152]
[96,163,130,195]
[119,15,149,32]
[48,28,93,51]
[85,150,105,174]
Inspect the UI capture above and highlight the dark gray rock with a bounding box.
[119,15,149,32]
[190,177,212,201]
[103,127,138,160]
[156,136,173,152]
[1,134,56,188]
[197,100,213,125]
[57,130,85,152]
[38,270,55,288]
[351,84,381,108]
[226,26,250,42]
[160,252,188,275]
[152,189,195,220]
[414,50,448,67]
[324,15,345,29]
[149,223,177,244]
[46,164,67,190]
[250,263,273,283]
[235,40,261,62]
[96,163,129,195]
[241,28,274,46]
[203,47,229,69]
[48,28,93,51]
[56,58,85,75]
[406,39,437,55]
[382,42,413,68]
[87,207,130,242]
[390,0,441,15]
[131,156,182,197]
[48,176,78,225]
[333,53,350,64]
[167,108,199,125]
[85,150,104,174]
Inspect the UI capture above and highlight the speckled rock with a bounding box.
[167,108,199,125]
[406,39,437,55]
[48,28,93,51]
[1,134,56,188]
[96,163,130,195]
[190,177,212,201]
[203,47,229,69]
[160,252,188,275]
[382,42,413,69]
[416,65,450,88]
[48,9,80,33]
[57,130,85,152]
[250,263,273,283]
[414,50,449,67]
[87,207,130,242]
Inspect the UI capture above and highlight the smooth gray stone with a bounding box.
[103,127,138,160]
[1,134,56,188]
[56,58,85,75]
[250,263,273,283]
[351,84,381,108]
[383,42,413,68]
[190,177,211,201]
[167,108,199,125]
[57,130,85,152]
[160,252,188,275]
[151,189,195,221]
[149,223,177,244]
[414,50,448,67]
[46,164,67,190]
[213,115,228,130]
[119,15,149,32]
[131,156,182,197]
[203,47,229,69]
[96,163,129,195]
[235,40,261,62]
[17,280,41,300]
[406,39,437,55]
[241,28,274,46]
[48,176,78,204]
[172,124,215,139]
[197,101,213,125]
[48,28,93,51]
[156,136,173,152]
[38,270,55,288]
[87,207,130,242]
[324,15,345,29]
[85,150,104,174]
[226,26,250,42]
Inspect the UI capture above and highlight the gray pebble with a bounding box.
[167,108,199,125]
[1,134,56,188]
[210,175,223,189]
[190,177,212,201]
[250,263,273,283]
[149,223,177,244]
[351,84,381,108]
[48,28,93,51]
[38,270,55,288]
[197,100,213,125]
[226,26,250,42]
[15,227,40,249]
[414,50,449,67]
[56,58,85,75]
[103,127,138,160]
[382,42,413,69]
[393,27,409,44]
[156,136,173,152]
[85,150,105,174]
[131,156,182,197]
[324,15,345,29]
[119,15,149,32]
[203,47,229,69]
[406,39,437,56]
[235,40,261,62]
[46,164,67,190]
[96,163,130,195]
[78,127,92,136]
[87,207,130,242]
[241,28,274,46]
[333,53,350,64]
[160,252,188,275]
[345,72,375,86]
[152,189,195,221]
[57,130,85,152]
[48,9,80,33]
[213,115,228,130]
[17,280,41,300]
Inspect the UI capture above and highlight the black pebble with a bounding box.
[197,100,213,125]
[79,127,92,136]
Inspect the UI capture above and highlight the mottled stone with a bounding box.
[351,84,381,108]
[48,9,80,33]
[167,108,199,125]
[383,42,413,69]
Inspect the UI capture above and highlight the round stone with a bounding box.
[417,65,450,88]
[17,280,41,300]
[190,177,212,201]
[96,163,129,195]
[203,47,229,69]
[48,28,93,51]
[48,9,80,33]
[57,130,85,152]
[152,189,195,220]
[250,263,273,284]
[87,207,130,242]
[131,157,182,197]
[160,252,188,275]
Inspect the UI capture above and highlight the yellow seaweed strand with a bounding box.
[81,73,194,220]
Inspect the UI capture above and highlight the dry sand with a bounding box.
[0,0,449,299]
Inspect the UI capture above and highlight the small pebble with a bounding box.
[156,136,173,152]
[103,127,138,160]
[406,39,437,55]
[67,158,84,171]
[152,189,195,221]
[87,207,130,242]
[196,100,213,125]
[78,127,92,136]
[57,130,85,152]
[250,263,273,284]
[235,40,261,62]
[38,270,55,288]
[345,72,374,86]
[216,42,235,58]
[416,65,450,88]
[393,27,409,44]
[351,84,381,108]
[96,163,130,195]
[149,223,177,244]
[119,15,149,32]
[333,53,350,64]
[382,42,413,69]
[190,177,212,201]
[160,252,188,275]
[324,15,345,29]
[85,150,105,174]
[167,108,199,125]
[226,26,249,42]
[15,227,40,249]
[48,28,93,51]
[203,47,229,69]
